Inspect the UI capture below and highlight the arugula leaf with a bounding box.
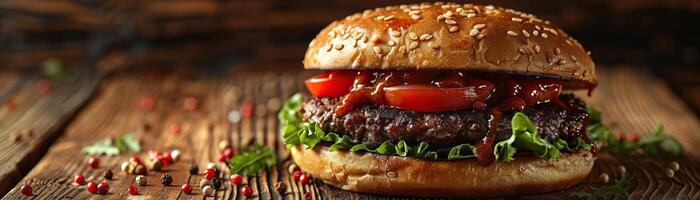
[447,144,476,160]
[495,112,563,161]
[82,133,141,156]
[229,144,277,176]
[570,172,631,200]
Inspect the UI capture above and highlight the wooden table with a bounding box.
[1,60,699,199]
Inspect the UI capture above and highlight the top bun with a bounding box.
[304,2,596,87]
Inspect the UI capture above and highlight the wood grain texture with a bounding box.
[0,67,99,195]
[2,63,700,199]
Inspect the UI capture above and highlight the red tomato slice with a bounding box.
[304,71,356,98]
[383,84,494,112]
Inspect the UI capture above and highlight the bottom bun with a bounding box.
[290,145,595,198]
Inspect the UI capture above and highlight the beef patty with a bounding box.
[301,94,589,149]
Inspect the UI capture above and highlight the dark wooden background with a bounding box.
[1,0,700,199]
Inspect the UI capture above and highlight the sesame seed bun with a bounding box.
[290,145,595,198]
[304,3,596,88]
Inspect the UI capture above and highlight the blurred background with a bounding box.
[1,0,700,112]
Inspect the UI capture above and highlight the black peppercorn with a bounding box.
[103,170,113,180]
[189,164,199,175]
[211,177,222,190]
[161,173,173,186]
[213,168,220,177]
[275,181,287,196]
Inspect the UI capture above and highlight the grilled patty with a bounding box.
[301,95,589,149]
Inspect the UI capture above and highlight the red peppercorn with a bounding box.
[614,132,624,141]
[97,181,109,194]
[626,133,639,142]
[184,97,199,111]
[157,156,169,167]
[223,148,235,159]
[138,96,155,111]
[162,152,173,163]
[218,154,229,164]
[241,99,255,119]
[148,149,160,160]
[37,80,52,95]
[241,186,252,197]
[74,175,85,185]
[129,156,141,165]
[181,183,192,194]
[20,184,32,196]
[128,185,138,196]
[88,156,99,168]
[205,168,216,180]
[87,182,98,193]
[299,174,310,185]
[170,123,182,134]
[292,170,302,181]
[230,174,243,186]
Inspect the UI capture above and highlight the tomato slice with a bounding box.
[383,84,494,112]
[304,71,356,98]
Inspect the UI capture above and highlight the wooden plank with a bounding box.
[3,64,700,199]
[0,66,99,196]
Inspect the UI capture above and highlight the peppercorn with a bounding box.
[74,175,85,185]
[181,183,192,195]
[103,170,113,180]
[599,173,610,184]
[170,123,182,134]
[97,181,109,195]
[242,186,252,198]
[184,97,198,111]
[189,164,199,175]
[275,182,287,196]
[669,161,680,171]
[218,141,230,151]
[206,162,217,169]
[199,179,211,188]
[88,156,99,168]
[618,165,627,173]
[150,159,163,171]
[120,161,130,173]
[217,154,229,164]
[20,184,32,196]
[87,182,98,193]
[299,174,310,185]
[128,185,138,196]
[287,163,298,174]
[205,168,216,180]
[293,171,302,181]
[134,164,147,175]
[161,173,173,186]
[135,175,147,186]
[223,148,234,159]
[304,191,312,200]
[129,156,141,165]
[171,150,181,162]
[202,185,215,196]
[211,178,222,190]
[666,168,675,178]
[230,174,243,186]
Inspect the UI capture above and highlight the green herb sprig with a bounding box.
[229,144,277,176]
[570,172,632,200]
[587,107,682,157]
[82,133,141,156]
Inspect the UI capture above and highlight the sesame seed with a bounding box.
[485,5,495,10]
[373,46,382,55]
[399,46,407,54]
[387,40,396,46]
[522,30,530,37]
[445,19,457,25]
[360,36,368,43]
[532,30,539,36]
[587,51,591,55]
[376,16,385,20]
[437,15,445,21]
[507,31,518,36]
[334,44,344,50]
[566,40,574,46]
[429,42,439,49]
[474,24,486,29]
[512,17,522,22]
[410,5,420,9]
[518,48,527,54]
[351,40,357,47]
[469,29,479,36]
[325,44,332,52]
[459,12,469,17]
[444,11,454,18]
[409,10,421,15]
[391,30,401,37]
[570,55,577,61]
[441,5,450,9]
[669,161,680,171]
[422,60,429,65]
[409,32,418,40]
[535,25,541,30]
[476,34,484,40]
[408,42,419,50]
[411,15,421,20]
[449,26,459,33]
[666,169,675,178]
[384,15,395,21]
[535,45,541,53]
[467,13,476,18]
[558,60,567,65]
[546,29,559,36]
[456,8,463,12]
[555,48,561,55]
[420,34,432,40]
[541,33,548,38]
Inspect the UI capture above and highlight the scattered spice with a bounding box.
[21,129,33,138]
[135,175,147,186]
[202,186,215,196]
[134,164,147,175]
[230,174,243,186]
[205,168,216,180]
[275,182,287,196]
[287,164,298,174]
[241,99,255,119]
[170,123,182,134]
[618,165,627,174]
[199,179,211,188]
[570,172,631,200]
[293,171,302,181]
[161,173,173,186]
[181,184,192,194]
[20,184,32,196]
[211,178,222,190]
[665,169,675,178]
[300,174,310,185]
[189,164,199,175]
[128,185,138,196]
[150,159,163,171]
[241,186,253,198]
[87,182,98,193]
[103,170,113,180]
[184,97,199,111]
[228,111,241,123]
[207,162,217,169]
[668,161,680,171]
[97,181,109,195]
[88,156,99,168]
[74,175,85,185]
[129,156,141,165]
[304,191,312,200]
[599,173,609,184]
[171,150,181,162]
[138,96,155,111]
[218,154,229,164]
[223,148,235,159]
[148,149,160,160]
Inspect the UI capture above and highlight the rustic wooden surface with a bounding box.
[1,62,700,199]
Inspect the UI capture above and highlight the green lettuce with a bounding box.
[279,93,587,161]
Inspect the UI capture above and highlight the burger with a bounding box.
[279,2,597,198]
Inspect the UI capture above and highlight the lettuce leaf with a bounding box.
[279,93,585,161]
